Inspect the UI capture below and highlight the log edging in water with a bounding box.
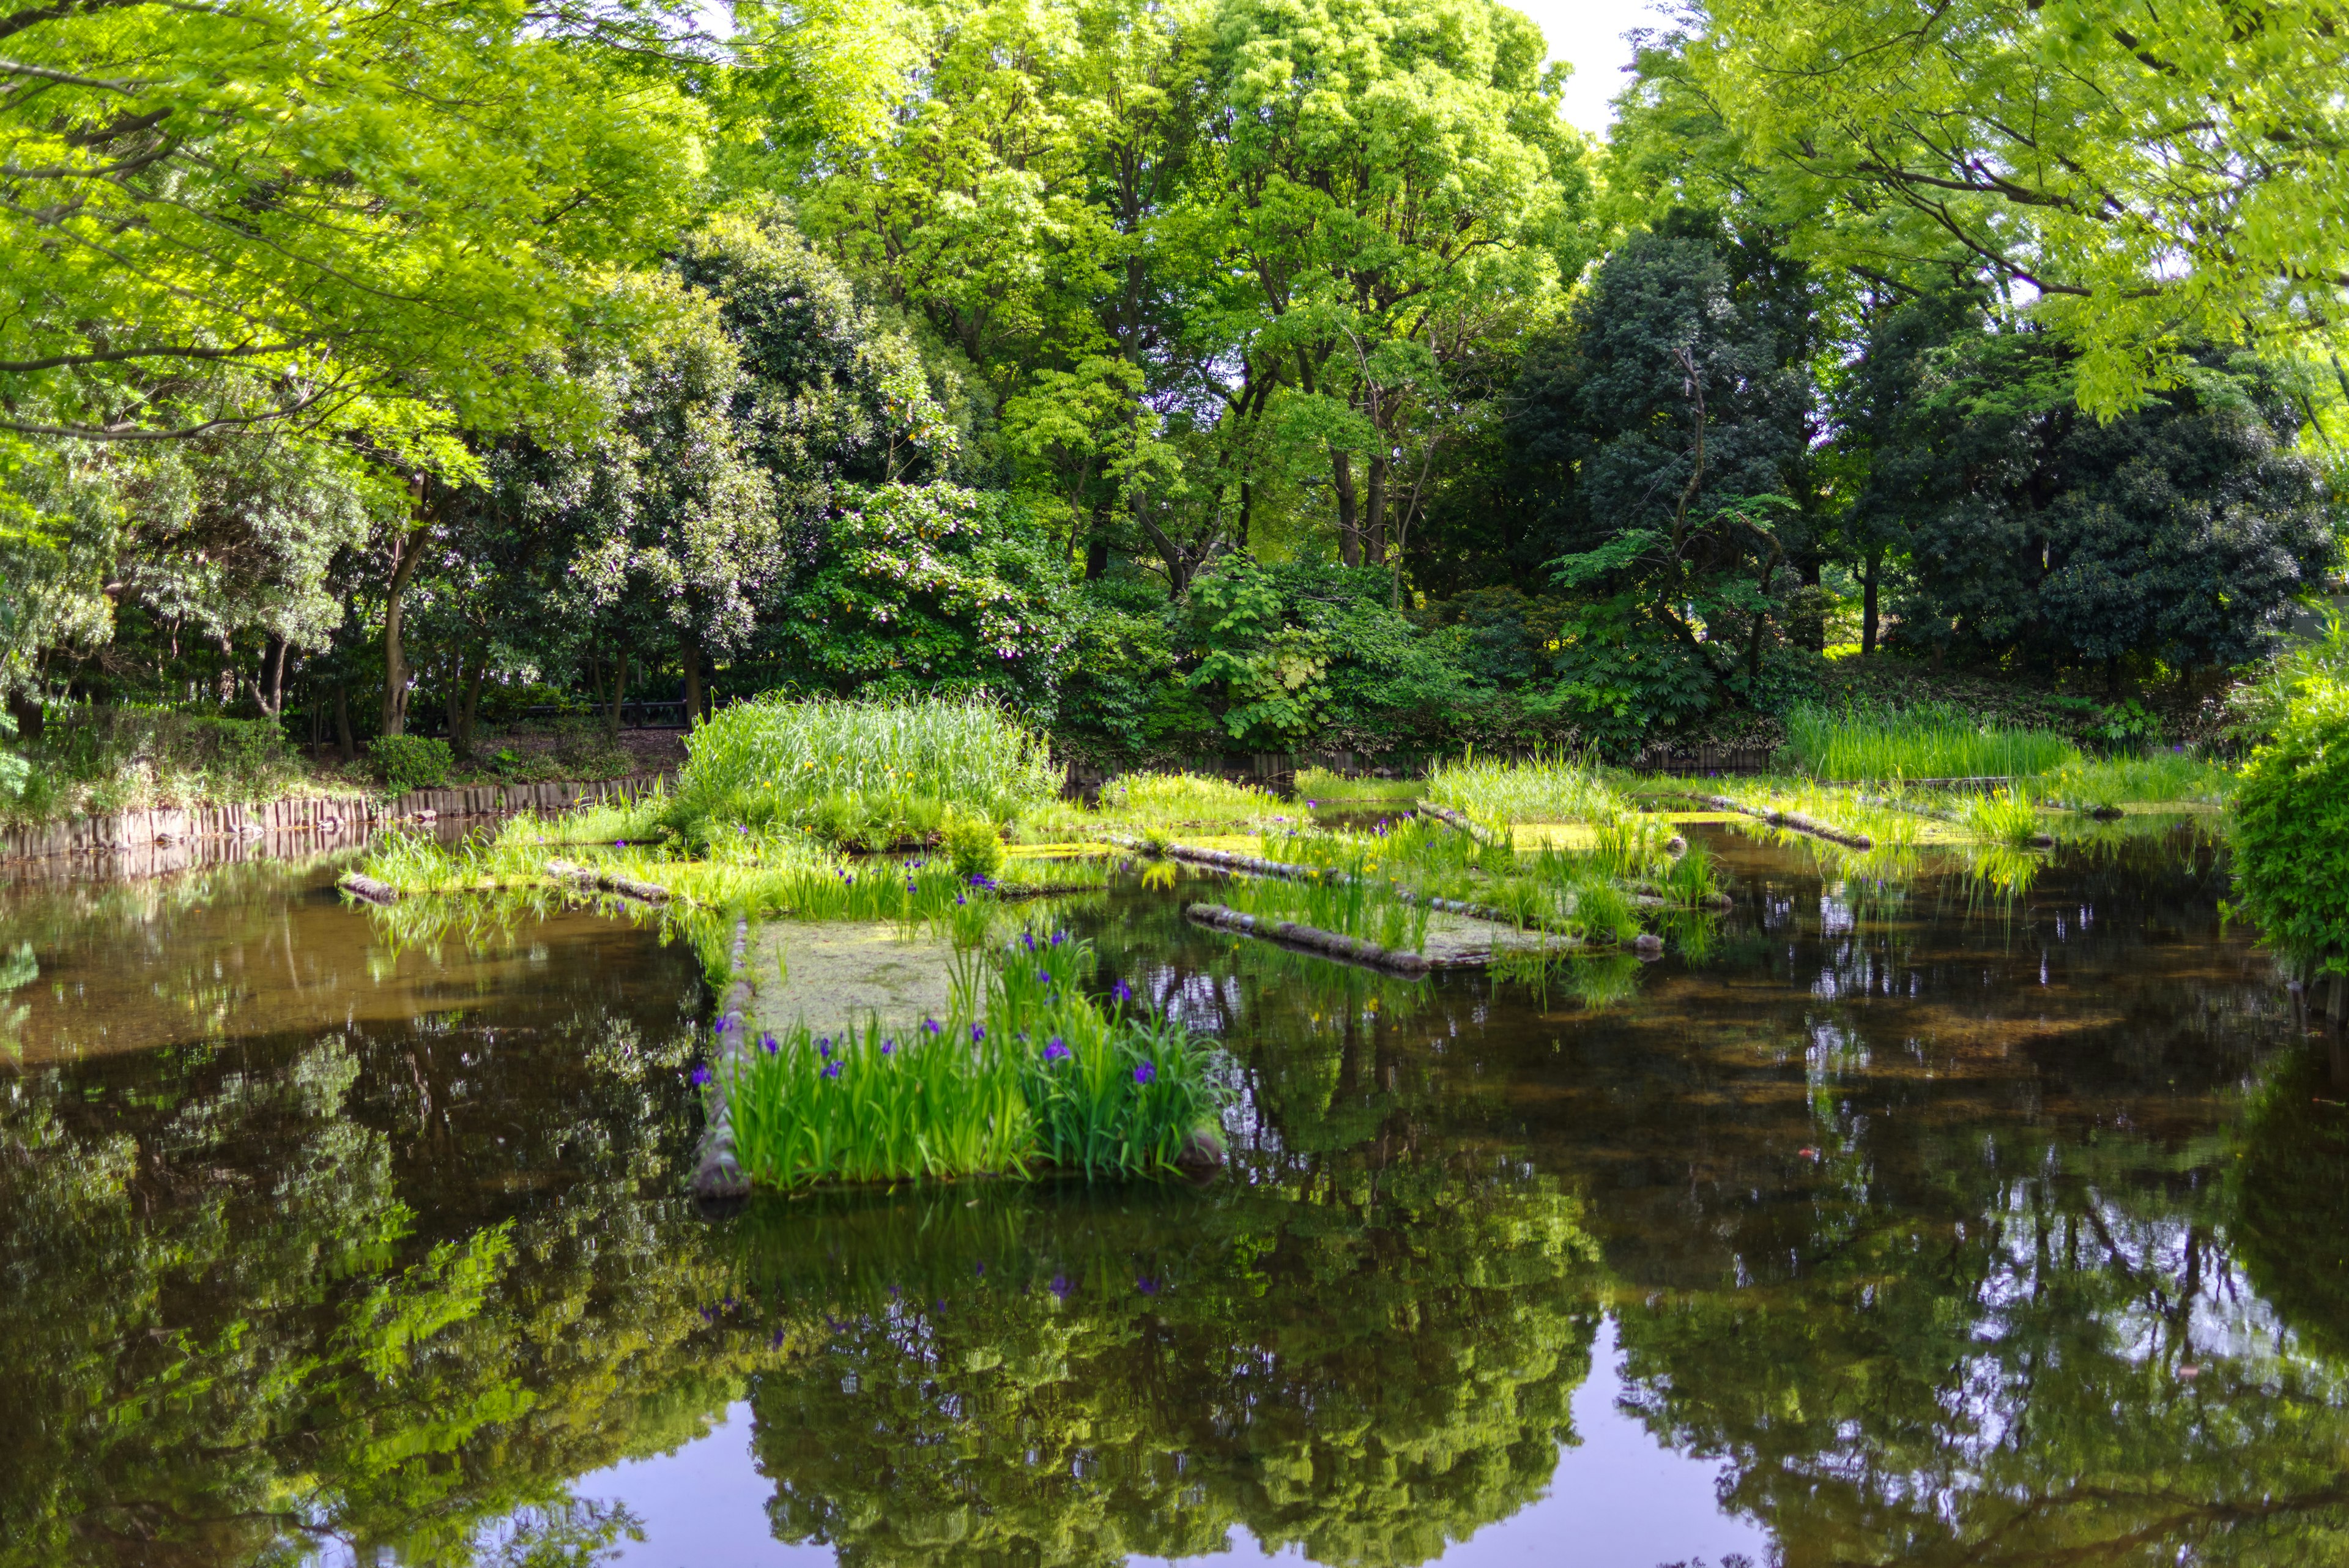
[1692,793,1874,850]
[546,858,674,904]
[337,871,403,905]
[1107,833,1700,922]
[1184,901,1445,975]
[691,916,755,1203]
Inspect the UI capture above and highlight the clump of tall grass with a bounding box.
[1425,749,1619,823]
[719,928,1225,1187]
[2044,752,2231,812]
[1096,771,1281,826]
[1785,702,2080,782]
[664,693,1057,847]
[1957,786,2049,848]
[1217,857,1433,951]
[1293,767,1420,806]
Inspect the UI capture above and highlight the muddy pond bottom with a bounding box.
[2,827,2342,1567]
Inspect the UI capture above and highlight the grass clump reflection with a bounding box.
[721,929,1226,1187]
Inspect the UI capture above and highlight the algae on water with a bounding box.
[746,920,960,1039]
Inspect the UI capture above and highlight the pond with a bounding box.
[3,827,2343,1567]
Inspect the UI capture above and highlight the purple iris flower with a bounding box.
[1132,1061,1156,1086]
[818,1036,833,1058]
[970,1023,986,1042]
[1049,1274,1073,1300]
[921,1018,941,1036]
[690,1065,712,1087]
[1137,1276,1161,1296]
[822,1060,841,1079]
[1050,931,1064,946]
[760,1032,778,1055]
[1037,969,1052,985]
[1044,1038,1070,1063]
[881,1038,896,1056]
[1110,979,1133,1005]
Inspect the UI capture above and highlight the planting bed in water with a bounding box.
[717,929,1224,1187]
[343,697,2257,1199]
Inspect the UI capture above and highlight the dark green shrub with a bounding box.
[369,735,455,793]
[2229,675,2349,981]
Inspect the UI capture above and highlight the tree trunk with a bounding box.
[1364,451,1388,567]
[256,635,289,718]
[335,681,357,762]
[680,629,703,729]
[1798,555,1824,652]
[448,648,486,759]
[604,650,629,740]
[1237,480,1253,554]
[216,632,238,708]
[379,500,431,738]
[1861,549,1882,657]
[1331,450,1362,568]
[4,689,42,743]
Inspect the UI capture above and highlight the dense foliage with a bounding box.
[2230,664,2349,982]
[0,0,2338,794]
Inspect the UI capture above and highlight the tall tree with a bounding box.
[1671,0,2349,415]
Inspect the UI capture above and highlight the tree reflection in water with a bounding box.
[1,828,2346,1566]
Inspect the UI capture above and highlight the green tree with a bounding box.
[1195,0,1590,568]
[1671,0,2349,414]
[0,0,711,441]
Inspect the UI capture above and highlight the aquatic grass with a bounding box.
[1957,786,2048,848]
[2046,752,2232,812]
[1215,853,1433,951]
[1786,702,2081,782]
[1425,749,1619,824]
[1096,771,1282,827]
[664,693,1057,847]
[1293,768,1420,806]
[721,929,1225,1187]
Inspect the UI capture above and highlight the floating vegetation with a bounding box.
[718,929,1226,1188]
[1784,701,2080,782]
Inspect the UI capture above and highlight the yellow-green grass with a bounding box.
[660,692,1058,849]
[1294,768,1421,806]
[1424,749,1620,825]
[2044,752,2233,812]
[1785,702,2082,782]
[718,927,1225,1189]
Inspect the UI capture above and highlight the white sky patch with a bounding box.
[1507,0,1669,138]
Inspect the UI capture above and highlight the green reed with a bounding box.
[1423,748,1620,824]
[2045,752,2232,812]
[1785,702,2080,781]
[1293,768,1420,806]
[719,928,1225,1188]
[664,692,1058,847]
[1957,785,2047,847]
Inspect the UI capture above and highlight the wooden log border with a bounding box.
[1691,793,1874,850]
[546,858,673,904]
[1107,833,1705,922]
[1184,902,1455,975]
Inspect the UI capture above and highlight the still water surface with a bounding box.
[2,829,2342,1567]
